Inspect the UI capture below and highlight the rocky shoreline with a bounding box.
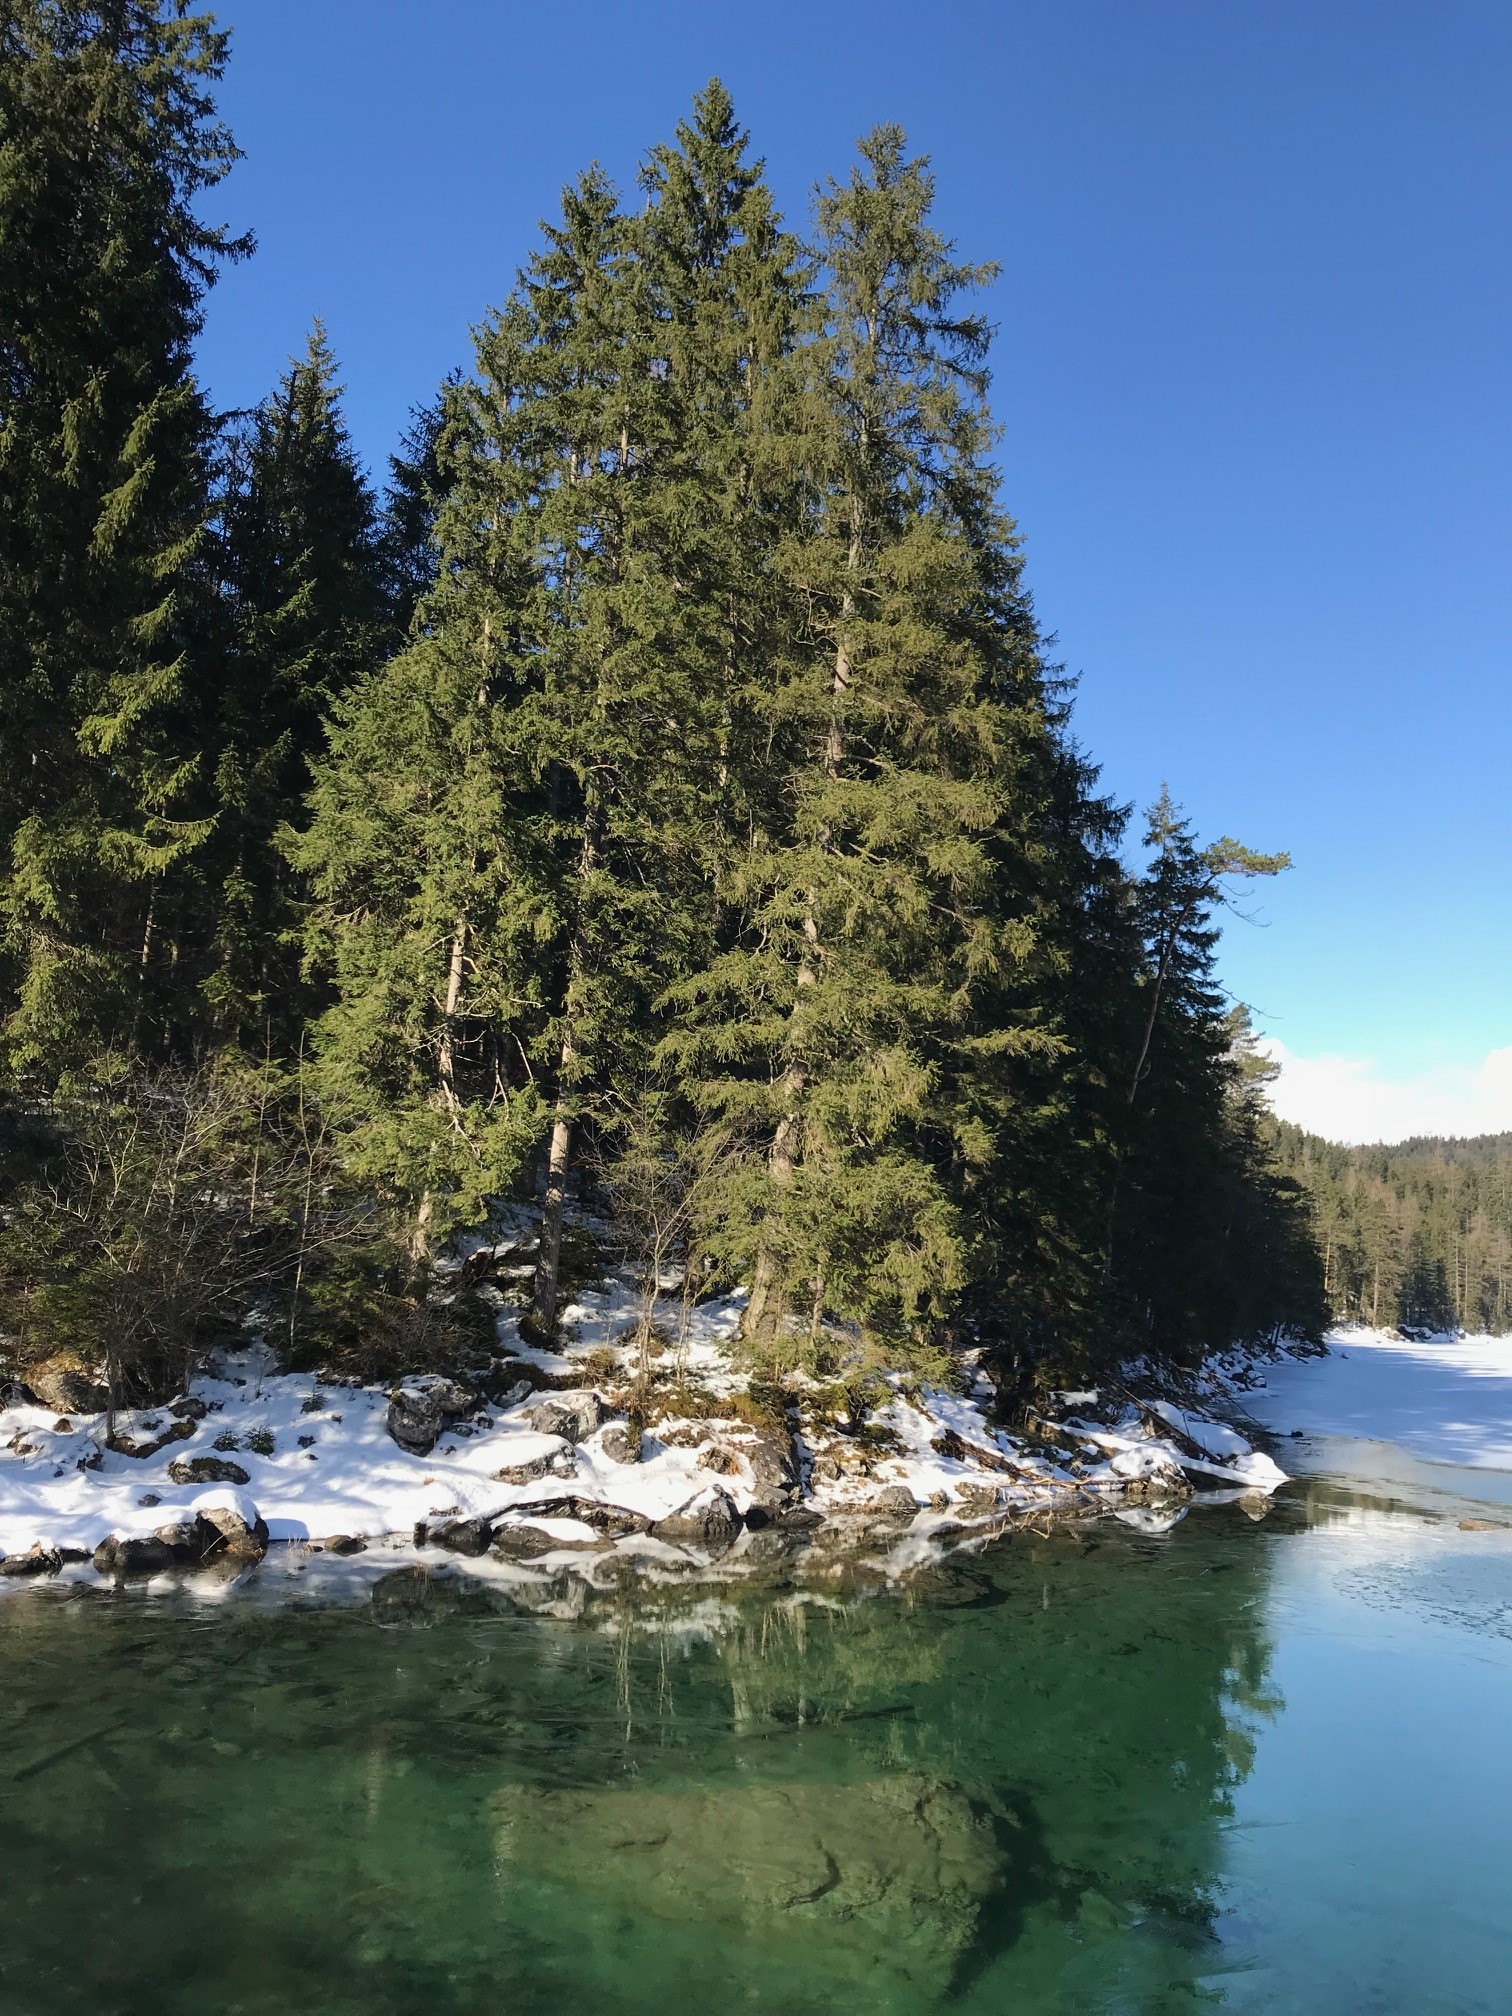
[0,1280,1291,1596]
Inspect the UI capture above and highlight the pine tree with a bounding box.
[206,322,388,1043]
[288,622,548,1262]
[0,0,247,1071]
[291,148,740,1274]
[1108,790,1296,1357]
[496,155,774,1336]
[662,127,1057,1366]
[379,380,455,636]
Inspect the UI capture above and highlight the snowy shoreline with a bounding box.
[0,1272,1297,1594]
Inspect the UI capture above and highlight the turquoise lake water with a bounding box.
[1,1437,1508,2015]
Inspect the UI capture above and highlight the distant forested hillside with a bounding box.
[1272,1125,1512,1334]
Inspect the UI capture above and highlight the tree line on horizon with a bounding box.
[0,1,1327,1407]
[1276,1127,1512,1336]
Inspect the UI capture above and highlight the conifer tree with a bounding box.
[206,323,388,1043]
[467,102,804,1334]
[294,91,807,1308]
[380,381,454,635]
[0,0,247,1071]
[665,128,1054,1365]
[1107,791,1297,1357]
[289,609,548,1261]
[636,81,810,861]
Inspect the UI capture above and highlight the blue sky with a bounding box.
[195,1,1511,1141]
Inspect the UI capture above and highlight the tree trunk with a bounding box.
[532,1077,575,1338]
[742,1085,803,1346]
[743,908,820,1349]
[743,509,859,1350]
[130,880,158,1051]
[409,1188,435,1268]
[437,917,466,1112]
[531,811,600,1337]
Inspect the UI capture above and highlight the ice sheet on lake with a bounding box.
[1244,1328,1512,1471]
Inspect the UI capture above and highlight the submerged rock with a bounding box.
[493,1773,1013,2001]
[370,1563,465,1623]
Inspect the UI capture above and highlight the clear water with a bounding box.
[1,1453,1508,2015]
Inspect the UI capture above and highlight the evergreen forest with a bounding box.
[1276,1128,1512,1336]
[0,1,1333,1411]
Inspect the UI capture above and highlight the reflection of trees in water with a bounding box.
[490,1518,1281,2009]
[0,1515,1280,2014]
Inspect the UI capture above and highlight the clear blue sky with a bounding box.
[196,0,1511,1138]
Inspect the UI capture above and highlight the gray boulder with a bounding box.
[320,1534,367,1556]
[387,1394,442,1455]
[865,1485,921,1521]
[524,1495,650,1538]
[387,1380,475,1456]
[600,1422,641,1465]
[493,1452,555,1485]
[106,1419,195,1460]
[745,1421,801,1513]
[168,1455,251,1487]
[491,1522,554,1559]
[0,1543,63,1578]
[651,1486,742,1549]
[153,1517,218,1564]
[953,1483,1002,1517]
[430,1516,494,1557]
[196,1500,268,1552]
[93,1534,176,1576]
[20,1355,109,1415]
[527,1392,603,1445]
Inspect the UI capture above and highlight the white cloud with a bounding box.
[1259,1039,1512,1145]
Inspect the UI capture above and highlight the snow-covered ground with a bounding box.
[0,1265,1291,1584]
[1242,1327,1512,1472]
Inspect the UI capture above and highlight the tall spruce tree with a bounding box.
[1106,790,1302,1358]
[206,323,388,1043]
[379,380,454,636]
[0,0,246,1071]
[663,127,1058,1365]
[494,151,785,1337]
[289,611,548,1259]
